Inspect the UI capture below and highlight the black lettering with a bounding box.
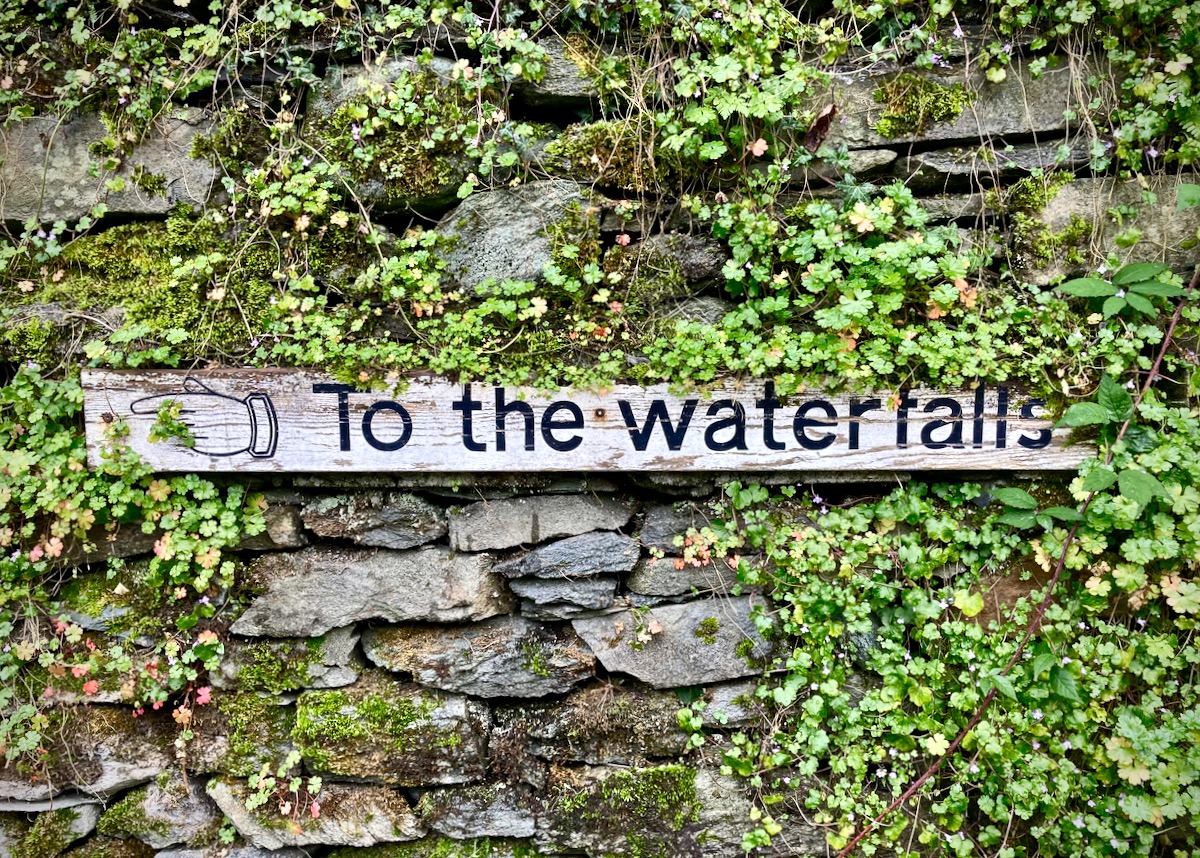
[1018,399,1052,449]
[451,384,486,452]
[896,392,918,447]
[542,401,584,452]
[704,400,747,452]
[972,385,986,448]
[793,400,837,450]
[849,397,881,450]
[755,382,786,451]
[495,388,535,452]
[618,399,698,451]
[996,387,1009,449]
[920,398,964,449]
[313,383,354,451]
[361,401,412,451]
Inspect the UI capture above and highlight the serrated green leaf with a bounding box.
[1081,466,1118,492]
[1128,280,1186,297]
[1102,295,1127,317]
[1112,262,1170,285]
[997,510,1037,528]
[1125,292,1155,314]
[1050,666,1083,703]
[1057,402,1107,427]
[1118,468,1168,507]
[1044,506,1083,521]
[1098,375,1133,423]
[991,487,1038,509]
[1057,277,1115,297]
[699,140,728,160]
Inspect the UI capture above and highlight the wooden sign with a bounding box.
[81,370,1089,473]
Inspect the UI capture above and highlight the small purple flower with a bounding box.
[1032,741,1040,750]
[118,96,127,104]
[952,25,964,38]
[351,123,362,142]
[199,596,210,605]
[302,156,313,167]
[1148,146,1160,159]
[931,54,943,65]
[251,337,260,347]
[1073,817,1085,829]
[1003,42,1013,54]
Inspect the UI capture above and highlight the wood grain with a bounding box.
[82,370,1092,473]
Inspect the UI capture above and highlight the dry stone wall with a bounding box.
[2,12,1198,858]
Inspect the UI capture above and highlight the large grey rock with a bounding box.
[572,598,772,688]
[207,779,423,850]
[0,110,218,224]
[211,626,360,692]
[1013,174,1200,284]
[626,556,738,598]
[0,708,174,801]
[496,684,688,765]
[667,296,735,326]
[301,492,446,549]
[416,784,536,838]
[520,36,599,104]
[495,532,640,579]
[230,546,513,637]
[97,771,220,848]
[437,180,596,290]
[16,804,101,855]
[449,495,633,552]
[509,576,619,620]
[362,616,594,698]
[293,671,489,785]
[823,58,1086,149]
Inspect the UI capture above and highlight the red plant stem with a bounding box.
[835,264,1200,858]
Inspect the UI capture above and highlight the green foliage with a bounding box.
[873,73,973,138]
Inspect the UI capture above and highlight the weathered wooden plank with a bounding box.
[81,370,1091,473]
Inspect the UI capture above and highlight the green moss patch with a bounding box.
[873,73,973,138]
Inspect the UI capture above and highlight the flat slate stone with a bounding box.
[362,616,594,698]
[572,597,772,688]
[416,784,536,838]
[207,779,423,850]
[822,58,1085,150]
[518,36,599,104]
[0,110,218,224]
[494,532,640,578]
[230,546,512,637]
[448,495,633,552]
[301,492,446,549]
[189,693,296,779]
[509,576,619,619]
[626,556,738,597]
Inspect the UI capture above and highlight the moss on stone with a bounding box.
[694,617,720,645]
[205,692,296,777]
[326,836,543,857]
[61,838,155,858]
[552,765,700,842]
[17,212,274,352]
[543,119,664,193]
[96,787,171,841]
[873,73,973,138]
[292,684,434,770]
[0,315,60,364]
[17,807,89,858]
[230,637,323,694]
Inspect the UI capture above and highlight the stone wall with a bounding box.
[2,14,1198,858]
[1,475,821,858]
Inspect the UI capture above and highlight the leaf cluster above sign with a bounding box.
[82,370,1090,472]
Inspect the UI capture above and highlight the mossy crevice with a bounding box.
[873,73,973,138]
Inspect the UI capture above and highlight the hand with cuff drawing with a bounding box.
[130,377,279,458]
